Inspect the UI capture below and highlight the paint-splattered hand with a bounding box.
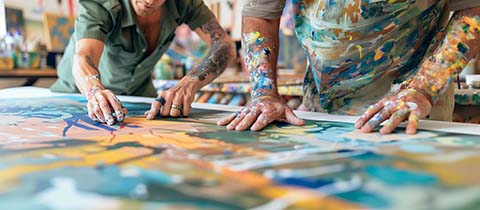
[217,96,305,131]
[354,89,432,135]
[145,79,197,119]
[86,87,127,125]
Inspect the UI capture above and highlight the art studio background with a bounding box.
[0,0,479,123]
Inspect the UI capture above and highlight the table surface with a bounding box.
[0,68,57,77]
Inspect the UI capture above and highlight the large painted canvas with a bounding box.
[0,96,479,210]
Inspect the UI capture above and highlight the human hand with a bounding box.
[354,88,432,135]
[145,80,197,119]
[86,86,127,125]
[217,96,305,131]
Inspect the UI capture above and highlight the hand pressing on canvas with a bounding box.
[145,79,198,119]
[217,96,305,131]
[86,86,127,125]
[355,88,432,135]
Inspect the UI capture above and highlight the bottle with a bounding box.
[154,55,174,80]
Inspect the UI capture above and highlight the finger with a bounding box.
[87,101,98,121]
[161,92,173,117]
[380,109,409,134]
[217,112,238,126]
[235,106,261,131]
[97,93,114,125]
[284,108,305,126]
[91,98,105,123]
[170,94,183,118]
[226,109,248,130]
[106,92,124,123]
[251,112,276,131]
[406,110,421,135]
[360,108,391,133]
[145,101,162,120]
[182,96,193,117]
[355,103,384,129]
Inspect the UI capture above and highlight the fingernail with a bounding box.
[354,121,362,128]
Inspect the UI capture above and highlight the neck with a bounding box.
[136,8,162,26]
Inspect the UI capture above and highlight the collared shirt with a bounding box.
[243,0,480,114]
[51,0,214,97]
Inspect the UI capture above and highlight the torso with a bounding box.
[294,0,448,114]
[136,9,162,56]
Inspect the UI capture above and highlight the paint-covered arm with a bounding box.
[408,7,480,102]
[145,17,235,119]
[217,16,304,131]
[355,7,480,135]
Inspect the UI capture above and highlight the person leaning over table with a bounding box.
[218,0,480,134]
[51,0,235,125]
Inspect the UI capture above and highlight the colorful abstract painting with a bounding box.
[0,96,479,210]
[42,13,74,52]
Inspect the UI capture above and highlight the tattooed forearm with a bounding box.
[409,7,480,103]
[188,18,234,83]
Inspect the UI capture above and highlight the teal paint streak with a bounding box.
[337,190,390,209]
[365,166,438,186]
[400,144,437,153]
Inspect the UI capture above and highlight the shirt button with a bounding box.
[137,64,142,68]
[142,49,146,52]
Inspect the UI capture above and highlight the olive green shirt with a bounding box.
[51,0,215,97]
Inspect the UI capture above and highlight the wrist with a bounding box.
[404,85,434,106]
[180,76,202,91]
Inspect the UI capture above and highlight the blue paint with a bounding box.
[276,177,333,188]
[400,144,436,153]
[457,43,468,54]
[365,166,438,186]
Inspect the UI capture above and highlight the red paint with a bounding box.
[68,0,74,16]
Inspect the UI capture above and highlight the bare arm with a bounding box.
[72,38,105,95]
[217,16,304,131]
[187,18,236,89]
[146,17,235,118]
[73,38,126,125]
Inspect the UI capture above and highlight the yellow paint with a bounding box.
[356,45,363,59]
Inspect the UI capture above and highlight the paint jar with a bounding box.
[466,75,480,89]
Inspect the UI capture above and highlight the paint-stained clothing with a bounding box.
[243,0,480,115]
[51,0,214,97]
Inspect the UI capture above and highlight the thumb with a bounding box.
[284,108,305,126]
[145,102,160,120]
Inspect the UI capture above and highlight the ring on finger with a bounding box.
[171,104,183,112]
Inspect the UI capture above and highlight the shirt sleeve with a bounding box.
[242,0,286,19]
[449,0,480,11]
[74,0,114,42]
[181,0,216,30]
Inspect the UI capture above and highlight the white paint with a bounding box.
[34,177,119,210]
